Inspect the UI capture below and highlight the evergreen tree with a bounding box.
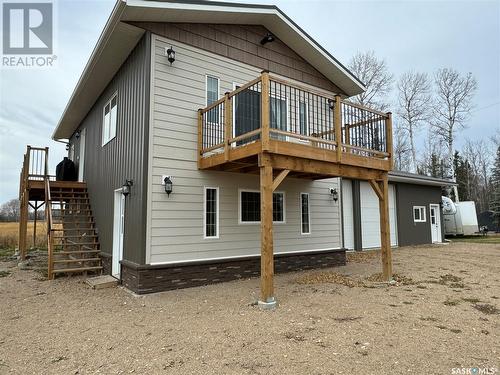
[453,151,472,201]
[490,146,500,231]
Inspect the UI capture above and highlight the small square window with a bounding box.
[413,206,426,222]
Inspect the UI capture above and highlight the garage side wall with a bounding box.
[395,183,442,246]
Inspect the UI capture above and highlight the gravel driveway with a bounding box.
[0,242,499,374]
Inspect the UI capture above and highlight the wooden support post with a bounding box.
[376,175,392,281]
[334,95,342,162]
[385,112,393,169]
[259,162,275,307]
[197,109,203,168]
[18,194,28,260]
[33,200,37,248]
[224,92,232,162]
[261,71,270,151]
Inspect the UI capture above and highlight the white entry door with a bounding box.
[430,204,442,243]
[112,190,125,278]
[78,128,86,182]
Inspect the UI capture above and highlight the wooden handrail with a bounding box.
[44,176,54,279]
[269,129,337,146]
[341,100,390,118]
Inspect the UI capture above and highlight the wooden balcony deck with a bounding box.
[197,72,394,307]
[198,72,393,182]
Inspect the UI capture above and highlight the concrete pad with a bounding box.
[86,275,118,290]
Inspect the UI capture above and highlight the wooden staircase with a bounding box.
[45,181,102,279]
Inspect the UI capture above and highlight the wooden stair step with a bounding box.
[52,266,102,274]
[63,242,99,246]
[53,234,98,239]
[53,258,101,264]
[55,250,101,255]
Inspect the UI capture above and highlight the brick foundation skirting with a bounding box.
[120,249,346,295]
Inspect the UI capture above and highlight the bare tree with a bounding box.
[393,122,412,171]
[397,71,432,172]
[0,199,20,222]
[492,128,500,147]
[348,51,394,111]
[417,129,447,178]
[431,68,477,177]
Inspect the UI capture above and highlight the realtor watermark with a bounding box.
[452,367,498,375]
[1,1,57,68]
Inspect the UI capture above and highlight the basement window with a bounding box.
[300,193,311,234]
[413,206,426,223]
[204,187,219,239]
[239,190,285,224]
[102,93,117,146]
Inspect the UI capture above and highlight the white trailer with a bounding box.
[443,199,479,236]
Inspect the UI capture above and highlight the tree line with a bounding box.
[347,51,500,223]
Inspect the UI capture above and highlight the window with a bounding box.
[298,101,308,136]
[204,187,219,238]
[239,190,285,223]
[206,76,220,125]
[233,82,261,145]
[300,193,310,234]
[102,93,117,145]
[413,206,426,222]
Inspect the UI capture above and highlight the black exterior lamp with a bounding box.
[166,46,176,64]
[122,179,133,196]
[330,188,339,202]
[164,176,173,196]
[75,130,81,139]
[260,33,275,45]
[328,99,335,110]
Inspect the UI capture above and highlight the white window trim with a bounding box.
[203,186,219,239]
[102,92,118,146]
[413,206,426,223]
[205,74,220,106]
[300,192,311,235]
[238,188,286,225]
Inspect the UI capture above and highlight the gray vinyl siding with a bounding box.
[148,34,341,265]
[69,33,151,264]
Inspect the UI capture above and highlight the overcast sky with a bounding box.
[1,0,499,203]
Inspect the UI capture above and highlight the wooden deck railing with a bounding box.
[198,72,393,168]
[18,146,53,261]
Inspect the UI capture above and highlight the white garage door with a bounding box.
[342,179,354,249]
[360,182,398,248]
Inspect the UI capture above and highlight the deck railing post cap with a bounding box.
[261,69,270,74]
[386,112,392,116]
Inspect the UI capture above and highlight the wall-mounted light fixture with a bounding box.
[122,179,133,196]
[165,46,176,64]
[328,99,335,110]
[75,130,81,139]
[65,143,70,151]
[260,33,275,45]
[163,176,173,196]
[329,188,338,202]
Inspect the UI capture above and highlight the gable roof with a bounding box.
[53,0,365,140]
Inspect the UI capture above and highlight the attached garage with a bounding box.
[341,172,454,250]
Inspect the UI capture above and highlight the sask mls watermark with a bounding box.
[1,1,57,68]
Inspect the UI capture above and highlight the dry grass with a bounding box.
[0,221,47,249]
